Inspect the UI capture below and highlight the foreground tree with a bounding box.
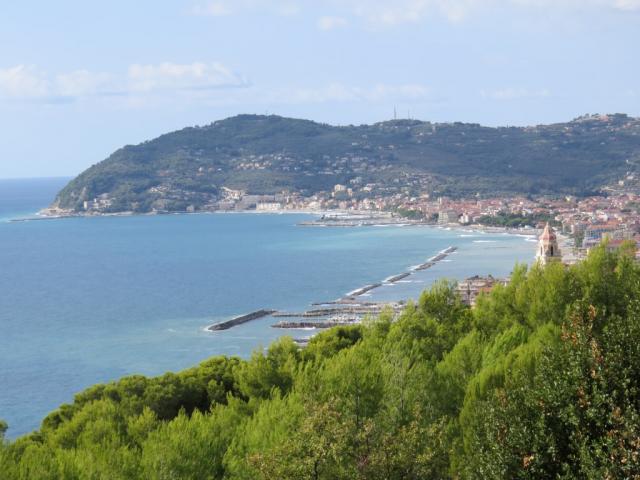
[3,245,640,479]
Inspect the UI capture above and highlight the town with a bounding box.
[64,178,640,264]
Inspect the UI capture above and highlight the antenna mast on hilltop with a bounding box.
[394,106,397,120]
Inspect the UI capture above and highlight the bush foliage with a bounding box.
[3,245,640,478]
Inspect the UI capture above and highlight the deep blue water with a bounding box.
[0,178,535,438]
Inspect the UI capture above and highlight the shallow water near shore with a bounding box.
[0,178,534,438]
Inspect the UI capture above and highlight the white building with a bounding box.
[438,209,459,225]
[256,202,282,212]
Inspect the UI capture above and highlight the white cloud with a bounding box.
[347,0,640,26]
[192,0,640,26]
[286,84,359,103]
[268,83,432,104]
[277,2,301,15]
[191,0,300,17]
[55,70,115,97]
[317,15,348,30]
[481,87,550,100]
[365,84,432,101]
[3,64,429,109]
[127,62,248,92]
[613,0,640,10]
[191,1,232,16]
[508,0,640,9]
[0,62,247,103]
[0,65,50,98]
[157,82,434,108]
[349,0,477,25]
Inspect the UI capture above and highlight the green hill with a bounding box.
[52,113,640,213]
[3,245,640,478]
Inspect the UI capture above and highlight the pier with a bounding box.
[272,319,359,329]
[208,309,276,331]
[206,246,458,333]
[273,304,397,318]
[270,302,405,329]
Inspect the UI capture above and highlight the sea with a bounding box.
[0,177,535,438]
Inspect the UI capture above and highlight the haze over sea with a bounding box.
[0,178,534,438]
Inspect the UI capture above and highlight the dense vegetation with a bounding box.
[395,207,426,220]
[476,212,558,228]
[3,245,640,478]
[53,113,640,212]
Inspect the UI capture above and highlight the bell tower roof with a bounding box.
[540,223,556,242]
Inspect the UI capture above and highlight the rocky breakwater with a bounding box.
[208,309,276,331]
[413,246,458,271]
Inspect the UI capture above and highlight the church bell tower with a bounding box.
[536,223,562,265]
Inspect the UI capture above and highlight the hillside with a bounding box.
[2,245,640,478]
[51,113,640,213]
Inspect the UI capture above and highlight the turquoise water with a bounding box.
[0,178,535,438]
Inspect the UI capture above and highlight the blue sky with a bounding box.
[0,0,639,178]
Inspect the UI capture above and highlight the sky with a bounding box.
[0,0,639,178]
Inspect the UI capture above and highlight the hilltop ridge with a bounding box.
[50,113,640,214]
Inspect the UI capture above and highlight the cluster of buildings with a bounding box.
[397,193,640,257]
[73,168,640,263]
[456,275,508,306]
[75,175,639,308]
[81,194,112,212]
[134,182,640,262]
[457,222,563,306]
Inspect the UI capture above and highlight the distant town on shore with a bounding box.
[41,112,640,266]
[47,113,639,212]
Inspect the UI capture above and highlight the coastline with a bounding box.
[8,205,556,337]
[26,207,541,240]
[14,205,544,332]
[15,207,340,223]
[203,232,535,335]
[2,199,540,438]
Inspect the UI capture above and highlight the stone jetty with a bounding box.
[348,283,382,297]
[208,309,276,331]
[338,245,458,301]
[385,272,411,283]
[206,246,457,333]
[413,246,458,271]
